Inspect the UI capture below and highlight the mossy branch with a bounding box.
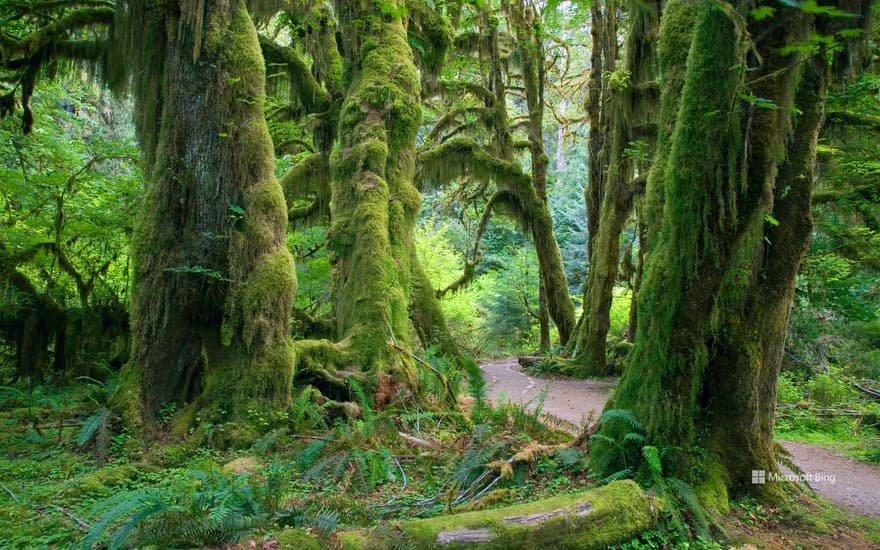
[258,34,330,115]
[824,110,880,131]
[417,136,530,189]
[406,0,453,85]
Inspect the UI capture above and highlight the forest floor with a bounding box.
[481,358,880,518]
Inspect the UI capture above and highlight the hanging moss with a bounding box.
[406,0,454,87]
[593,0,748,478]
[116,0,297,441]
[325,0,434,402]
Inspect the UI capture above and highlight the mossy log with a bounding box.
[337,480,655,549]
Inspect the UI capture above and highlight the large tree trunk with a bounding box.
[591,0,857,507]
[592,0,780,482]
[703,49,829,500]
[326,0,424,400]
[115,0,296,443]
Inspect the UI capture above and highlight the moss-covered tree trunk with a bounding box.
[703,49,829,498]
[570,0,657,375]
[592,0,865,505]
[115,0,296,440]
[327,0,424,399]
[511,1,576,347]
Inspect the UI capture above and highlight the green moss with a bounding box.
[277,528,323,550]
[695,459,730,516]
[594,1,748,483]
[339,480,654,549]
[71,464,142,495]
[240,247,297,348]
[111,362,144,432]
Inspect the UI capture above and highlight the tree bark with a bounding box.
[570,0,658,374]
[512,0,576,347]
[590,1,854,507]
[327,0,425,400]
[115,0,296,442]
[704,50,828,499]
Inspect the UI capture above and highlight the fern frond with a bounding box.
[667,477,710,538]
[598,409,644,432]
[599,468,634,484]
[641,445,663,479]
[297,439,327,472]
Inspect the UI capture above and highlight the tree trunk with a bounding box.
[115,0,297,443]
[703,52,828,498]
[591,0,756,477]
[590,1,846,507]
[512,0,576,347]
[626,216,645,342]
[538,282,551,353]
[570,0,657,374]
[327,0,424,400]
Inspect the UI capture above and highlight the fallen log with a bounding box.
[517,356,543,368]
[334,479,656,549]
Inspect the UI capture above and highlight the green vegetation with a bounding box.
[1,0,878,548]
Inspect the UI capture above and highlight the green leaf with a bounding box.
[749,6,776,20]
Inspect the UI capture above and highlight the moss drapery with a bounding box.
[114,0,297,442]
[591,0,870,505]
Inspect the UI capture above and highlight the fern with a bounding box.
[290,386,329,432]
[249,427,288,453]
[642,445,663,480]
[589,410,714,543]
[81,464,272,549]
[297,439,327,472]
[667,477,710,538]
[775,442,815,493]
[598,408,644,432]
[78,408,114,463]
[274,506,339,535]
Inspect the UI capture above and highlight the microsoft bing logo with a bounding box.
[752,470,766,484]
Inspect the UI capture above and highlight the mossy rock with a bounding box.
[71,463,143,495]
[146,443,193,467]
[339,480,655,549]
[223,455,259,475]
[276,528,323,550]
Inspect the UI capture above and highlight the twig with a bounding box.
[384,318,459,405]
[37,504,90,530]
[0,481,20,503]
[369,458,408,508]
[398,431,442,450]
[1,482,89,530]
[290,434,338,443]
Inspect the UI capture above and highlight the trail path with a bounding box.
[481,358,880,517]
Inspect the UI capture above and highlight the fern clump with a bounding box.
[590,409,714,541]
[80,461,336,549]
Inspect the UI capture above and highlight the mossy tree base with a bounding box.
[114,0,296,441]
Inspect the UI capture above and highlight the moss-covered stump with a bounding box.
[339,480,654,549]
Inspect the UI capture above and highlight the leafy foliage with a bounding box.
[81,462,337,549]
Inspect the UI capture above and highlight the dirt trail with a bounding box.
[481,358,880,518]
